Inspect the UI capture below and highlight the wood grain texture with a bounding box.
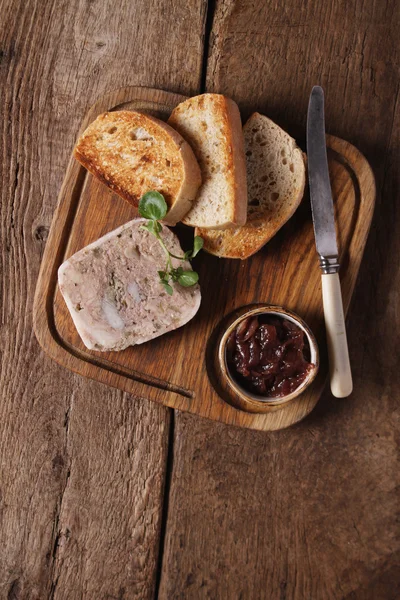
[2,0,399,597]
[0,0,206,598]
[50,395,169,599]
[33,84,375,432]
[159,0,400,597]
[159,409,400,600]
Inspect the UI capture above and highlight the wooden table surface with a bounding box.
[0,0,399,598]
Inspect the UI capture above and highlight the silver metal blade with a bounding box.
[307,86,338,260]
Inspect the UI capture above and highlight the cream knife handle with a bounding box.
[321,272,353,397]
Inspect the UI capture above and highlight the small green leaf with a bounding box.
[178,270,199,287]
[170,267,184,282]
[138,192,203,294]
[139,191,168,220]
[161,281,173,295]
[191,236,204,258]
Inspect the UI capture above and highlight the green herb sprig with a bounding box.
[138,191,203,295]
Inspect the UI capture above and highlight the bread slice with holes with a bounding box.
[195,113,306,259]
[73,111,202,226]
[167,94,247,229]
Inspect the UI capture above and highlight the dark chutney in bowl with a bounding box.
[226,314,315,398]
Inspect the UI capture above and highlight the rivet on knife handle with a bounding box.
[307,86,353,397]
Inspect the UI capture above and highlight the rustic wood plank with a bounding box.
[159,0,400,597]
[50,393,170,599]
[0,0,206,598]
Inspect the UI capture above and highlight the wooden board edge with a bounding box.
[32,88,376,431]
[33,296,187,411]
[326,134,376,309]
[77,86,189,135]
[32,86,193,411]
[208,136,376,431]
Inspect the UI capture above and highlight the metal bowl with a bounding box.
[218,305,320,411]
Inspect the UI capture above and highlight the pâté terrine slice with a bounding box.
[58,219,201,351]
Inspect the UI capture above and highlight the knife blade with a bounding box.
[306,86,353,398]
[307,86,339,269]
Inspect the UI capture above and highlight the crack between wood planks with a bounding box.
[49,397,74,599]
[200,0,217,92]
[154,410,175,599]
[206,0,234,91]
[153,3,219,595]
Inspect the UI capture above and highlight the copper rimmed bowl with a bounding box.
[217,305,320,413]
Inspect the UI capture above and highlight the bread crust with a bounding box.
[74,111,201,225]
[168,94,248,229]
[196,112,306,258]
[223,97,248,228]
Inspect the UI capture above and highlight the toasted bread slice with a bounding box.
[167,94,247,229]
[74,111,202,226]
[196,113,306,259]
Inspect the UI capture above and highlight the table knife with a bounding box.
[307,86,353,398]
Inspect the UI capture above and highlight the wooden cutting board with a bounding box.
[33,87,375,431]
